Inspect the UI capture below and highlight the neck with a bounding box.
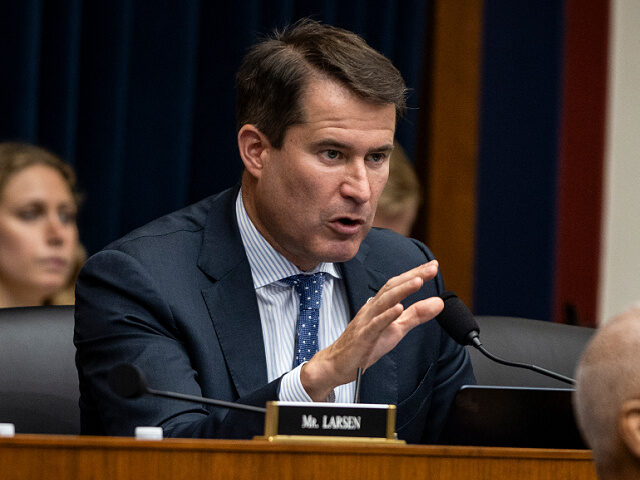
[240,177,318,272]
[0,282,46,308]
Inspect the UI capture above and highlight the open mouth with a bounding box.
[337,218,359,226]
[330,217,364,235]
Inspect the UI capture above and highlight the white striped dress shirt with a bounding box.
[235,190,355,402]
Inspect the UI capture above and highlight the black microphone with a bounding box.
[108,363,266,413]
[437,291,575,386]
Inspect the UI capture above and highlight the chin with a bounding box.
[321,243,362,263]
[35,277,67,295]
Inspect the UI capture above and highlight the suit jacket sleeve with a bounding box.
[74,248,274,439]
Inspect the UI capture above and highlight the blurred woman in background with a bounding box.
[0,142,85,307]
[373,141,422,236]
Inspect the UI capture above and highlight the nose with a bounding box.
[340,160,371,204]
[45,215,66,246]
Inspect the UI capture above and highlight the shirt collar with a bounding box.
[235,189,341,289]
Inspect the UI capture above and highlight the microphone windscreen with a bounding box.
[108,363,148,398]
[437,291,480,345]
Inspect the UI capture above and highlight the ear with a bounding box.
[619,399,640,458]
[237,124,271,179]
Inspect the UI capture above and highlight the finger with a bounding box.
[366,277,423,318]
[377,260,439,295]
[355,297,444,371]
[365,302,405,334]
[393,296,444,333]
[369,261,437,314]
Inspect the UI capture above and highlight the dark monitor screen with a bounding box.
[439,385,586,449]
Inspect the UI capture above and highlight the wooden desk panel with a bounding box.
[0,434,596,480]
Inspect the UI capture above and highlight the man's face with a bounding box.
[246,77,396,271]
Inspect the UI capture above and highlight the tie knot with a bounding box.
[282,273,325,311]
[282,272,325,289]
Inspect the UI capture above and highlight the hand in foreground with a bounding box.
[300,260,444,401]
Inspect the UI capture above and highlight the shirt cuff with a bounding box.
[278,363,313,402]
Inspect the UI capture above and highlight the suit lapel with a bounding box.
[197,188,268,398]
[341,245,398,405]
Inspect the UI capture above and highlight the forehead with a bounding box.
[294,77,396,146]
[1,164,73,204]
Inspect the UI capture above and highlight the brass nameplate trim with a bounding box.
[260,401,403,444]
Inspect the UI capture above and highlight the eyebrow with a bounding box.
[310,139,395,153]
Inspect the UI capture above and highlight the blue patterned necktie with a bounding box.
[282,273,326,366]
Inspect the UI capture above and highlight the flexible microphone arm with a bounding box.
[108,363,266,413]
[437,291,576,386]
[145,386,267,413]
[466,331,575,386]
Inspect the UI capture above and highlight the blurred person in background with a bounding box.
[0,142,85,307]
[574,307,640,480]
[372,141,421,236]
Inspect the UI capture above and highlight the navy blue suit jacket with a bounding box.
[74,187,474,443]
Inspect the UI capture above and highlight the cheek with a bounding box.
[0,228,34,271]
[63,227,79,249]
[0,226,32,254]
[275,173,322,217]
[371,174,389,200]
[366,185,388,220]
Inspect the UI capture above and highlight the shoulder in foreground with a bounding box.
[103,189,234,252]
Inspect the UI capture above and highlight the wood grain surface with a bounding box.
[0,434,596,480]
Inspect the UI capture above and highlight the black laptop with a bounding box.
[438,385,586,449]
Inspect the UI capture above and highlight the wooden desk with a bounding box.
[0,434,596,480]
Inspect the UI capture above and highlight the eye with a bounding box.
[59,208,77,224]
[17,206,43,221]
[323,150,341,160]
[367,152,388,164]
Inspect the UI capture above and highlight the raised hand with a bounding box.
[300,260,444,401]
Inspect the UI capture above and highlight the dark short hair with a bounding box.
[236,19,407,148]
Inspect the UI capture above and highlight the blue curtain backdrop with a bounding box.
[0,0,429,254]
[474,0,566,321]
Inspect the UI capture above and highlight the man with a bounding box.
[74,20,474,443]
[574,308,640,479]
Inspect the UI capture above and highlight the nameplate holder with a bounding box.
[257,401,404,444]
